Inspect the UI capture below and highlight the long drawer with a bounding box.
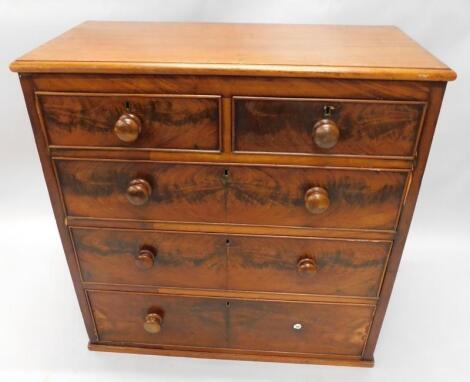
[88,290,375,356]
[72,227,390,298]
[56,160,408,231]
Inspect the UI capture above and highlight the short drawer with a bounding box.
[88,290,374,356]
[38,93,221,151]
[55,160,408,231]
[72,227,390,298]
[72,227,226,289]
[228,235,391,298]
[234,96,425,157]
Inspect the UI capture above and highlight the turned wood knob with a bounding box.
[305,187,330,214]
[297,257,318,274]
[114,113,142,142]
[126,178,151,206]
[143,313,162,334]
[313,119,340,149]
[135,248,156,270]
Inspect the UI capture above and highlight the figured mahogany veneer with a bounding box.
[71,227,391,298]
[11,21,455,367]
[233,97,426,158]
[37,93,221,151]
[55,159,408,231]
[88,290,375,357]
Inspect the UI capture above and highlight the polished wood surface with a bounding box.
[227,298,374,355]
[31,75,434,101]
[134,248,156,271]
[234,97,425,157]
[227,235,390,298]
[313,118,340,149]
[56,159,407,231]
[88,290,374,356]
[88,343,374,367]
[126,178,152,206]
[10,22,456,81]
[72,227,226,289]
[297,257,318,274]
[89,291,226,348]
[143,313,163,334]
[55,160,226,223]
[12,22,455,367]
[114,113,141,143]
[37,93,220,150]
[226,165,407,230]
[363,83,448,360]
[72,227,390,298]
[304,186,330,214]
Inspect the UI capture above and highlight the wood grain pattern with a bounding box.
[234,97,425,157]
[72,227,226,289]
[89,291,226,348]
[10,22,456,81]
[227,165,408,231]
[12,23,455,366]
[31,75,433,101]
[55,159,408,231]
[88,290,375,356]
[38,93,220,151]
[67,218,396,241]
[54,160,226,223]
[72,227,390,298]
[51,147,413,170]
[88,343,374,367]
[363,82,448,360]
[228,299,374,356]
[227,235,391,298]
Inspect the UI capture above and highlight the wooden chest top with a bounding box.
[10,21,455,81]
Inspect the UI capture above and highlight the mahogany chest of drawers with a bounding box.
[11,21,456,367]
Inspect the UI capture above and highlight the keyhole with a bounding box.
[224,169,229,177]
[323,105,335,117]
[125,101,131,111]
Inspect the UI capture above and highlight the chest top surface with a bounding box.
[10,21,455,81]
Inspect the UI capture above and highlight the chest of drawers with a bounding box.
[10,22,455,367]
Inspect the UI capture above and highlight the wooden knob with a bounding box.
[297,257,318,274]
[126,178,151,206]
[313,119,340,149]
[114,113,142,142]
[143,313,162,334]
[135,248,156,270]
[305,187,330,214]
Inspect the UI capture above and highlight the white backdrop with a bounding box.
[1,1,469,381]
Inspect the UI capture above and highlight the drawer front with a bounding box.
[89,290,374,356]
[227,166,408,231]
[38,93,221,151]
[234,97,425,157]
[72,228,226,289]
[56,160,407,231]
[72,227,389,298]
[55,160,226,222]
[228,236,391,298]
[89,291,226,348]
[228,299,374,355]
